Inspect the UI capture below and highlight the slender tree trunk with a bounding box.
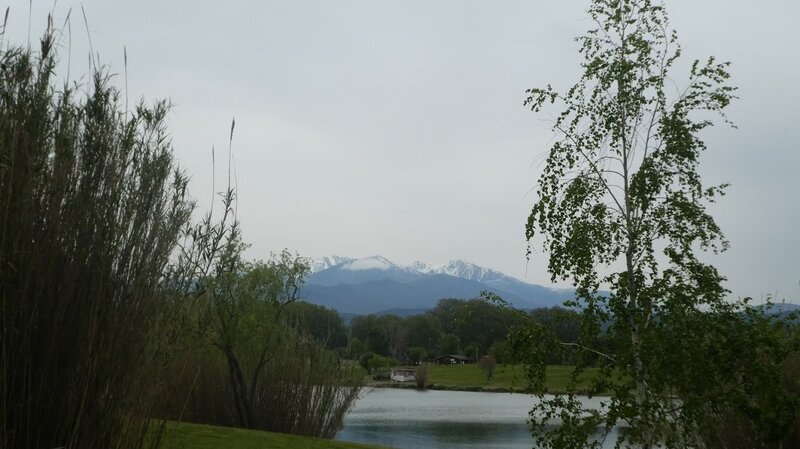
[224,348,254,428]
[616,10,651,444]
[627,245,651,449]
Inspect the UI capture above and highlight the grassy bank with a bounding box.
[159,421,388,449]
[368,364,599,394]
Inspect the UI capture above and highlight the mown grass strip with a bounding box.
[160,421,389,449]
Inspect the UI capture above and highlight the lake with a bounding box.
[336,388,617,449]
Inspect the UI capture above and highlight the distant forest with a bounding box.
[286,298,582,367]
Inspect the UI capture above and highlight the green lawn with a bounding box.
[423,364,598,393]
[425,363,526,391]
[159,421,388,449]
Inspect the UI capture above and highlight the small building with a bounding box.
[433,354,475,365]
[390,368,416,382]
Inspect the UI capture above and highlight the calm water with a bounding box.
[336,388,617,449]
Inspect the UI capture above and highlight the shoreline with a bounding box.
[365,381,530,394]
[361,364,607,396]
[364,381,609,396]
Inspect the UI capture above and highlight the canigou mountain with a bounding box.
[302,256,573,314]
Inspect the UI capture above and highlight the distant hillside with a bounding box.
[757,302,800,320]
[302,256,573,315]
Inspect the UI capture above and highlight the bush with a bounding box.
[159,329,362,438]
[372,370,390,381]
[358,352,397,374]
[160,238,362,438]
[370,354,399,371]
[359,352,376,374]
[477,355,497,380]
[407,346,428,365]
[415,365,428,390]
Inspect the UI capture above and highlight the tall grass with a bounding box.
[158,326,363,438]
[159,327,363,439]
[259,333,362,438]
[0,26,192,449]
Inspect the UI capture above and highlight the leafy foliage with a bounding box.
[169,233,360,437]
[285,301,348,349]
[519,1,797,447]
[346,298,535,365]
[163,193,361,438]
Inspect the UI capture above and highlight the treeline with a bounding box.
[287,298,584,367]
[0,27,358,449]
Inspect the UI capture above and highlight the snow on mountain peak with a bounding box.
[433,260,506,283]
[309,256,355,273]
[410,261,435,273]
[341,256,399,271]
[310,255,520,285]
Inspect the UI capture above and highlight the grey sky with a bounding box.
[5,1,799,302]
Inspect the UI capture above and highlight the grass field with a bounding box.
[373,364,599,394]
[425,363,527,391]
[159,421,387,449]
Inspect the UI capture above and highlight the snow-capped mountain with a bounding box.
[338,255,412,272]
[304,255,573,314]
[410,261,434,273]
[309,256,355,273]
[312,257,512,281]
[425,260,509,283]
[307,255,422,287]
[418,260,562,304]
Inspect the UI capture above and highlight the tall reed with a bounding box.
[0,27,192,449]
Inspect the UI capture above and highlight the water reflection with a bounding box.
[336,388,616,449]
[339,420,530,449]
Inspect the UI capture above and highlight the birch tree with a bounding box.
[521,0,748,447]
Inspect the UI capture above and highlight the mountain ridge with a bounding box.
[302,255,573,314]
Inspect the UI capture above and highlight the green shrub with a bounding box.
[160,239,362,438]
[415,365,428,390]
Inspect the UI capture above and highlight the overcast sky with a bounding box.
[4,1,798,302]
